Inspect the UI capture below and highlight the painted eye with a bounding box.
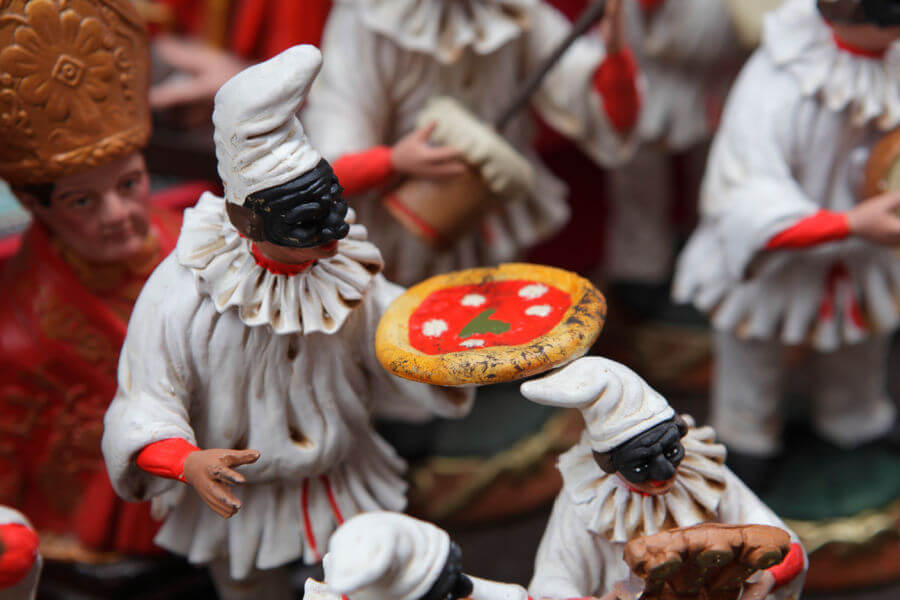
[634,464,648,474]
[665,447,679,458]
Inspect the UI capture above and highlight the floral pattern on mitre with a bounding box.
[356,0,537,64]
[0,0,115,129]
[176,192,385,336]
[763,0,900,129]
[559,416,728,543]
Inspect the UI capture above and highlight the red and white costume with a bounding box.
[672,0,900,456]
[0,506,40,600]
[303,0,640,285]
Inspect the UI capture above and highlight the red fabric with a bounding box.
[831,32,887,59]
[594,48,641,135]
[332,146,395,196]
[230,0,333,59]
[0,524,38,588]
[136,438,200,482]
[768,543,805,588]
[250,245,317,275]
[637,0,666,11]
[765,210,850,250]
[0,206,181,554]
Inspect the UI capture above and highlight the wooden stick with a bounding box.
[494,0,608,134]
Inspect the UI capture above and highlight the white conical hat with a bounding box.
[520,357,675,453]
[213,45,323,206]
[323,512,450,600]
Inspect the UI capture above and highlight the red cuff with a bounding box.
[765,210,851,250]
[0,524,38,588]
[594,47,641,135]
[768,543,805,588]
[136,438,200,483]
[332,146,395,196]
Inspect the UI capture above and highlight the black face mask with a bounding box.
[229,159,350,248]
[594,417,688,485]
[818,0,900,26]
[419,543,474,600]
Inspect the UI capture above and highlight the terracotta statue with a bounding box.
[303,0,642,287]
[0,507,40,600]
[0,0,183,557]
[522,357,807,600]
[672,0,900,486]
[306,511,529,600]
[101,45,474,600]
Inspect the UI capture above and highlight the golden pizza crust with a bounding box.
[375,263,607,386]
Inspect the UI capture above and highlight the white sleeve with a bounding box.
[526,2,637,166]
[357,275,474,421]
[102,257,200,502]
[695,50,819,282]
[529,492,609,599]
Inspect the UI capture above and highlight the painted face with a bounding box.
[19,152,151,264]
[599,418,687,496]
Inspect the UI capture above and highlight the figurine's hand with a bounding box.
[391,123,467,179]
[599,0,627,55]
[183,449,260,519]
[848,190,900,246]
[596,579,642,600]
[741,570,776,600]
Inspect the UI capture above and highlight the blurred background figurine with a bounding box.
[101,45,473,600]
[522,357,807,600]
[0,507,40,600]
[0,0,193,567]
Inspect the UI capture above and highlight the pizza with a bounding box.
[376,263,607,386]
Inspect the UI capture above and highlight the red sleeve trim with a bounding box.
[0,523,38,588]
[765,211,850,250]
[768,543,805,588]
[136,438,200,483]
[332,146,395,196]
[593,47,641,135]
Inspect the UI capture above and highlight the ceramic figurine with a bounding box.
[101,45,474,600]
[672,0,900,484]
[604,0,744,301]
[302,0,641,287]
[521,357,807,600]
[0,507,40,600]
[0,0,185,558]
[305,511,528,600]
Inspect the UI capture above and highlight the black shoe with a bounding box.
[725,450,779,494]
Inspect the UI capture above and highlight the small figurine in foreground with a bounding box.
[673,0,900,485]
[522,357,807,600]
[306,511,528,600]
[102,46,473,600]
[0,507,40,600]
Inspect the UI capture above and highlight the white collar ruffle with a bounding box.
[353,0,536,64]
[177,192,384,336]
[559,416,728,543]
[763,0,900,129]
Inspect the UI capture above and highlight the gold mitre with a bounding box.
[0,0,151,185]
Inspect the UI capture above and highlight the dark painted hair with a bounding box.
[818,0,900,25]
[14,182,55,207]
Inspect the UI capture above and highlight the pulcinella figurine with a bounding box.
[305,511,529,600]
[521,357,807,600]
[101,45,473,600]
[673,0,900,484]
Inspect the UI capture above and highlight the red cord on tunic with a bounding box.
[768,543,805,588]
[332,146,395,196]
[136,438,201,483]
[594,48,641,135]
[0,524,39,587]
[765,210,850,250]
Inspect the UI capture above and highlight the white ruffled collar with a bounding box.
[559,417,728,543]
[176,192,384,336]
[354,0,536,64]
[763,0,900,129]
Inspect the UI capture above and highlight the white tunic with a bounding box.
[626,0,744,150]
[102,193,473,580]
[528,422,806,600]
[304,0,635,285]
[0,507,39,600]
[672,0,900,351]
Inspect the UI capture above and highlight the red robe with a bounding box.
[0,205,183,555]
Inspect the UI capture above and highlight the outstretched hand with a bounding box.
[391,123,467,179]
[183,448,260,518]
[848,190,900,246]
[598,0,627,55]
